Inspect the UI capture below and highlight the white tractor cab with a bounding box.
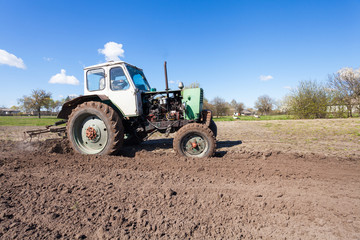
[84,61,149,117]
[56,61,217,158]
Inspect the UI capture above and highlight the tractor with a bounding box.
[37,61,217,158]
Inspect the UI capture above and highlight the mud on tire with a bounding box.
[67,101,124,155]
[173,123,216,158]
[209,119,217,138]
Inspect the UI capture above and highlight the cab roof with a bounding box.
[84,61,143,71]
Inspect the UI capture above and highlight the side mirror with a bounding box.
[178,82,184,90]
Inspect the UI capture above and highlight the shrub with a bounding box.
[287,80,330,119]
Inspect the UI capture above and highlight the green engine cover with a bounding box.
[181,88,203,120]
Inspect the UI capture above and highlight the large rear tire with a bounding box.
[67,101,124,155]
[173,123,216,158]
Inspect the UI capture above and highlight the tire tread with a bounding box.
[67,101,123,155]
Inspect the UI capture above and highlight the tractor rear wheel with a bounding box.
[67,101,124,155]
[173,123,216,158]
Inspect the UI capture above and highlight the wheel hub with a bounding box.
[183,135,207,156]
[86,127,97,140]
[83,122,102,143]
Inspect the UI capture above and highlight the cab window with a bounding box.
[87,68,105,91]
[126,65,150,91]
[110,67,130,91]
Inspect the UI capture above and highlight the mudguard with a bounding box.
[57,95,110,119]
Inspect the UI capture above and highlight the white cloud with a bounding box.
[49,69,80,85]
[0,49,26,69]
[284,86,292,90]
[259,75,273,81]
[69,94,79,98]
[43,57,53,62]
[169,80,175,84]
[98,42,125,61]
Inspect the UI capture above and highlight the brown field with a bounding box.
[0,118,360,239]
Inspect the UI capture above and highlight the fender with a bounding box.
[57,95,110,119]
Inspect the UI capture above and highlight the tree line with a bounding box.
[285,67,360,118]
[204,67,360,118]
[203,95,278,118]
[10,67,360,119]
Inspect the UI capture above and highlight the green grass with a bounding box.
[213,115,295,122]
[0,114,294,126]
[0,116,59,126]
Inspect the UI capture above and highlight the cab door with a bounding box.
[106,65,140,117]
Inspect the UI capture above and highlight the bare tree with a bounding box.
[271,99,283,114]
[203,98,215,113]
[328,67,360,117]
[230,99,245,114]
[54,99,65,113]
[185,81,200,89]
[254,95,275,115]
[45,99,64,115]
[64,95,78,102]
[286,80,329,119]
[18,89,52,118]
[10,105,20,110]
[211,97,228,118]
[45,99,55,114]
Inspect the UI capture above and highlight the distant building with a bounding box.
[0,108,21,116]
[241,110,253,116]
[327,104,359,113]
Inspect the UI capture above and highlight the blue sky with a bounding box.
[1,0,360,108]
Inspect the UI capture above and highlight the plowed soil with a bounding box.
[0,119,359,239]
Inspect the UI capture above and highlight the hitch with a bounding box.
[24,120,67,140]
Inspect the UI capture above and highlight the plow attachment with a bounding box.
[24,120,67,140]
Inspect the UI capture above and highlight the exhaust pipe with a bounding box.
[164,61,170,111]
[164,61,169,93]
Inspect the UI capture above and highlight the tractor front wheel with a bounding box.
[209,119,217,138]
[67,101,124,155]
[173,123,216,158]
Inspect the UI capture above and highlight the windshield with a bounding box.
[126,65,151,91]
